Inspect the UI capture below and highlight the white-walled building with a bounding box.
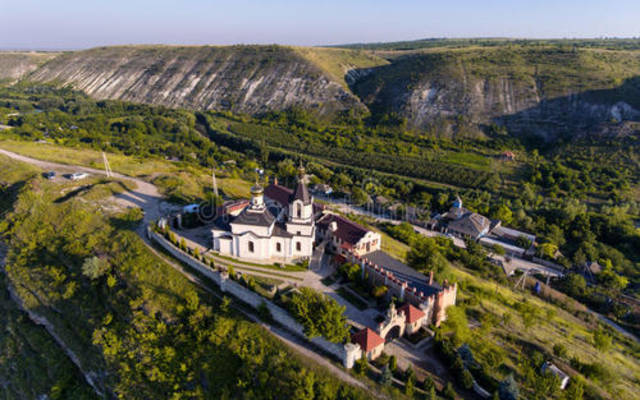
[211,166,315,262]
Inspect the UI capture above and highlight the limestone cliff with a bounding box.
[0,52,58,83]
[6,44,640,139]
[27,45,368,116]
[350,47,640,138]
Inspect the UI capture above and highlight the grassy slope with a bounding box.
[448,264,640,399]
[355,45,640,103]
[0,139,251,201]
[292,46,389,90]
[351,226,640,399]
[0,155,95,400]
[0,156,377,399]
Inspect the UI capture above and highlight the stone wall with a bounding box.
[149,228,350,364]
[348,250,457,326]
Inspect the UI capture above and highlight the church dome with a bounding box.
[251,183,264,195]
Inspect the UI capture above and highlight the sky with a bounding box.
[1,0,639,50]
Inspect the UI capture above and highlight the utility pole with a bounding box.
[212,169,218,197]
[102,151,112,178]
[514,269,528,291]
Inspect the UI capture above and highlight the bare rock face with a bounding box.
[7,45,640,140]
[0,52,58,83]
[350,48,640,139]
[28,45,367,116]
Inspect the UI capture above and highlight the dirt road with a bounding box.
[0,147,380,396]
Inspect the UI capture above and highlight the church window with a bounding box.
[296,204,301,218]
[248,241,254,253]
[276,242,281,252]
[296,242,301,251]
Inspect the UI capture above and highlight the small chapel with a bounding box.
[211,164,315,262]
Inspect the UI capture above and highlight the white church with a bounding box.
[211,165,316,262]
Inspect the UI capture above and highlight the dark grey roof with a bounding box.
[447,212,491,237]
[211,216,231,231]
[232,207,275,227]
[272,224,294,238]
[293,180,311,205]
[365,250,441,296]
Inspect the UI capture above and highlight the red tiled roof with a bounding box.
[264,184,293,207]
[224,199,249,213]
[352,328,384,352]
[398,303,426,324]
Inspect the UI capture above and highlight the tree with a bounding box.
[564,273,587,298]
[288,288,349,343]
[493,204,513,224]
[443,382,456,399]
[593,329,612,352]
[407,237,450,275]
[498,375,519,400]
[81,256,110,280]
[515,235,532,249]
[599,259,628,292]
[338,262,361,282]
[427,386,437,400]
[220,296,231,313]
[351,186,370,206]
[562,377,584,400]
[422,374,435,391]
[538,242,559,259]
[461,368,474,390]
[405,373,415,397]
[379,364,392,386]
[355,354,368,376]
[389,355,397,372]
[553,343,568,359]
[491,243,506,257]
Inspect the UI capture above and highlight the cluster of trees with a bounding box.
[0,85,242,169]
[286,287,350,343]
[0,171,367,399]
[219,114,497,189]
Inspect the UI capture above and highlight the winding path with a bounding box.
[0,147,380,396]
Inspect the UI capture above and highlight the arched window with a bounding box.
[296,204,302,218]
[296,242,301,252]
[248,241,254,253]
[276,242,282,252]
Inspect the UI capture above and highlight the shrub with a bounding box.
[553,343,568,358]
[378,364,392,386]
[444,382,456,399]
[389,355,397,372]
[257,301,272,322]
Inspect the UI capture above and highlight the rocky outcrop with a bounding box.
[27,45,366,116]
[350,47,640,139]
[8,45,640,140]
[0,52,58,83]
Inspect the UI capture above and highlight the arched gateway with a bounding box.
[377,303,406,342]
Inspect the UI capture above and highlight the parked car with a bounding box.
[69,172,89,181]
[43,171,56,180]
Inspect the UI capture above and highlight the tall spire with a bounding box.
[292,161,311,205]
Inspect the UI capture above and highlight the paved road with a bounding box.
[322,198,564,278]
[0,147,383,396]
